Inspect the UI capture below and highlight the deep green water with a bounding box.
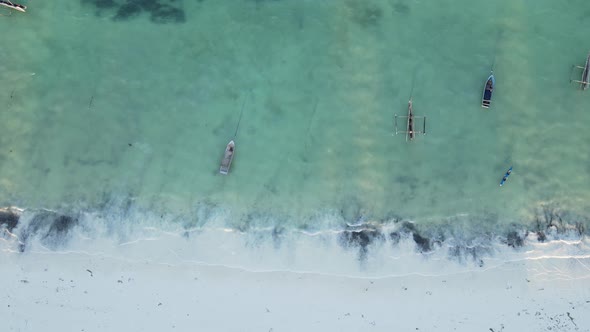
[1,0,590,234]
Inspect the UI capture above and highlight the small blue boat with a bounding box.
[482,73,495,108]
[499,166,512,187]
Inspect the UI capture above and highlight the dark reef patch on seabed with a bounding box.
[345,0,384,28]
[82,0,186,24]
[392,2,410,15]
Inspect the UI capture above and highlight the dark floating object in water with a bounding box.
[219,140,235,175]
[0,0,26,12]
[570,52,590,90]
[394,99,426,142]
[482,72,495,108]
[499,166,512,187]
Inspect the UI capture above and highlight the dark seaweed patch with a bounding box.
[505,231,524,248]
[113,2,142,21]
[339,228,384,261]
[19,211,79,252]
[149,4,185,24]
[389,231,400,245]
[392,2,410,14]
[389,221,443,253]
[532,202,588,237]
[238,212,259,232]
[272,226,284,249]
[348,1,383,28]
[0,209,20,233]
[83,0,185,24]
[448,244,492,266]
[412,232,431,252]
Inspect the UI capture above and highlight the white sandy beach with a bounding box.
[2,237,589,332]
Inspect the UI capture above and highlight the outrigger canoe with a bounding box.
[219,140,235,175]
[0,0,26,12]
[393,98,426,141]
[499,166,512,187]
[482,73,495,108]
[569,53,590,90]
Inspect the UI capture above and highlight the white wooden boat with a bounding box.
[0,0,26,12]
[219,140,235,175]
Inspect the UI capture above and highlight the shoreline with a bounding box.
[2,205,589,278]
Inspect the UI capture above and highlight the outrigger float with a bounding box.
[570,52,590,90]
[0,0,26,12]
[394,99,426,142]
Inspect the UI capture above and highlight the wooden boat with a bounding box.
[482,73,495,108]
[219,140,235,175]
[394,99,426,142]
[0,0,26,12]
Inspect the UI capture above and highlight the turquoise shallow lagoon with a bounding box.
[1,0,589,267]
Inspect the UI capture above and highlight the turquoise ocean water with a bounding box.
[1,0,590,272]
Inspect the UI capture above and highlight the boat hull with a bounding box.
[407,100,414,141]
[0,1,26,12]
[582,54,590,90]
[482,74,495,108]
[219,140,235,175]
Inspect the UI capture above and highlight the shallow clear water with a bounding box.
[1,0,589,271]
